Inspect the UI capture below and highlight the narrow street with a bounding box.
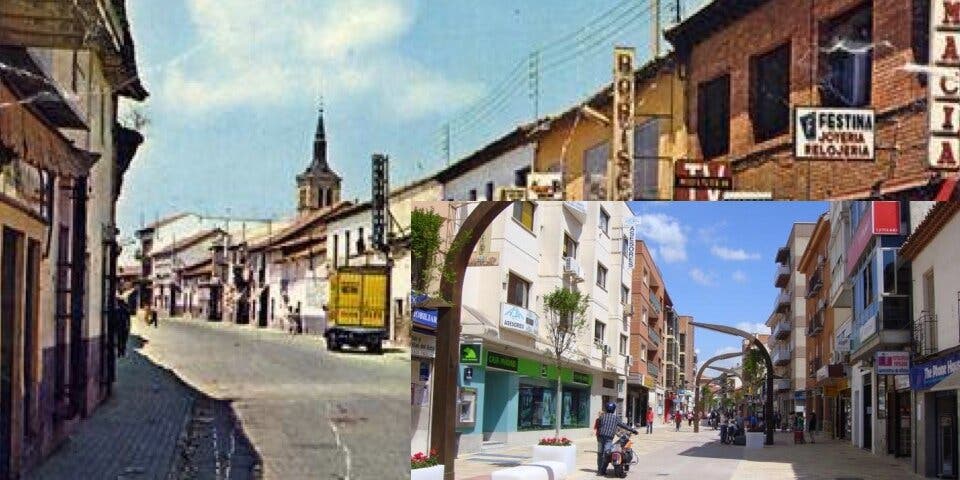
[134,317,408,479]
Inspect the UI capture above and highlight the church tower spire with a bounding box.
[297,100,341,216]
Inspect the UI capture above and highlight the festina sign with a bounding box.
[673,161,732,200]
[609,46,636,201]
[794,107,875,160]
[929,0,960,171]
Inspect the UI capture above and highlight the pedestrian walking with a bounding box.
[808,411,817,443]
[596,402,637,476]
[113,298,131,357]
[674,411,682,431]
[145,305,159,328]
[645,407,654,434]
[794,412,805,444]
[688,411,693,427]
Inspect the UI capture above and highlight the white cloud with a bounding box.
[711,245,761,261]
[732,270,748,283]
[633,213,687,263]
[734,322,770,336]
[689,267,717,286]
[156,0,482,118]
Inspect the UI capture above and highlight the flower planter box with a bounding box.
[411,464,444,480]
[745,432,765,449]
[531,444,577,475]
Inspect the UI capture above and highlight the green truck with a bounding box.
[324,265,390,354]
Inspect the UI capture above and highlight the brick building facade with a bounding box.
[666,0,941,199]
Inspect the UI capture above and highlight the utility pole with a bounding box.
[654,0,661,57]
[528,50,540,121]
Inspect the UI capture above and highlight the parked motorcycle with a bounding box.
[606,428,637,478]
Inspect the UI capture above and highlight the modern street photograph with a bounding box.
[411,200,958,480]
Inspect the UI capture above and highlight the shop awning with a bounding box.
[929,370,960,392]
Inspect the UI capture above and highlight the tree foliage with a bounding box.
[410,207,471,301]
[542,287,590,439]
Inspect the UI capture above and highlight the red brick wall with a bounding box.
[681,0,930,198]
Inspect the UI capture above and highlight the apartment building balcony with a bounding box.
[772,346,793,366]
[774,291,790,313]
[807,309,824,337]
[647,362,660,379]
[774,378,792,391]
[913,311,939,358]
[806,265,824,298]
[808,357,822,378]
[775,246,790,264]
[563,256,584,282]
[772,319,792,339]
[648,326,661,346]
[774,263,791,288]
[563,201,588,222]
[649,292,662,318]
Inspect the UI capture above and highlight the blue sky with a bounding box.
[627,201,829,372]
[117,0,705,234]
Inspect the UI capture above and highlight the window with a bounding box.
[599,207,610,236]
[357,227,365,253]
[518,384,590,430]
[643,268,648,285]
[750,43,791,141]
[512,201,536,231]
[882,249,897,294]
[594,320,606,345]
[514,167,531,188]
[596,263,608,290]
[820,5,872,107]
[862,256,875,307]
[583,141,610,200]
[468,189,477,201]
[634,119,662,199]
[642,307,648,324]
[620,334,629,355]
[697,74,731,158]
[485,182,494,201]
[562,233,578,259]
[506,272,531,308]
[621,285,630,304]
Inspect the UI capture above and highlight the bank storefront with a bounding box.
[456,343,597,455]
[410,294,437,454]
[910,349,960,478]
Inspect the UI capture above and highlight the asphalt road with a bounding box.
[134,317,408,480]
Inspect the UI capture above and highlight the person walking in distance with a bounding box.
[596,402,637,476]
[674,410,683,431]
[645,407,654,434]
[794,412,806,444]
[808,411,817,444]
[113,298,131,357]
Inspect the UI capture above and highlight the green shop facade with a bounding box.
[456,343,601,454]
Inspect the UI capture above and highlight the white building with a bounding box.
[451,201,634,454]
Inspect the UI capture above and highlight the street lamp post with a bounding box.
[690,322,776,446]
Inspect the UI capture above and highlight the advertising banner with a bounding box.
[501,303,539,336]
[610,46,636,201]
[625,225,636,269]
[673,161,732,201]
[876,351,911,375]
[929,0,960,171]
[910,350,960,390]
[794,107,875,160]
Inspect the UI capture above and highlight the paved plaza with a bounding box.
[453,423,923,480]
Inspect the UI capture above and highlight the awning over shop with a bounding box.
[910,349,960,391]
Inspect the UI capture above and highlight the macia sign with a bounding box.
[795,107,875,160]
[930,0,960,171]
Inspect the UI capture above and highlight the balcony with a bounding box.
[774,263,791,288]
[807,310,824,337]
[649,293,662,317]
[772,346,793,366]
[774,291,790,313]
[563,201,588,222]
[648,326,661,346]
[774,379,792,391]
[647,362,660,379]
[806,266,823,298]
[775,246,790,264]
[808,357,822,378]
[913,311,939,358]
[563,256,584,282]
[772,319,792,339]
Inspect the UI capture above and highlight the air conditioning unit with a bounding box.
[603,345,612,355]
[563,256,584,281]
[623,302,633,316]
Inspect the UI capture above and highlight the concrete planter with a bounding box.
[411,464,444,480]
[532,444,577,475]
[745,432,765,449]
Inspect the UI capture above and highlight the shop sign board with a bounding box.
[609,46,636,201]
[460,343,482,365]
[673,161,732,201]
[573,371,592,385]
[625,225,636,269]
[411,333,436,359]
[910,350,960,390]
[929,0,960,171]
[794,107,875,160]
[846,201,900,275]
[486,351,519,372]
[859,315,877,343]
[501,302,539,336]
[876,351,910,375]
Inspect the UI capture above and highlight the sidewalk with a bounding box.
[28,336,194,479]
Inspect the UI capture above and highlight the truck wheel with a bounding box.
[326,334,339,351]
[370,341,383,355]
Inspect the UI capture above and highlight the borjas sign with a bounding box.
[795,107,875,160]
[929,0,960,171]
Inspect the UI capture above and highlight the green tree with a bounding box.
[741,348,766,400]
[411,207,471,301]
[542,287,590,440]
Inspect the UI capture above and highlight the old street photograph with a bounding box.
[411,200,960,480]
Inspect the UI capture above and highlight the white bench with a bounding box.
[491,461,568,480]
[745,432,765,448]
[529,460,567,479]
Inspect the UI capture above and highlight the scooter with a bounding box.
[606,429,637,478]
